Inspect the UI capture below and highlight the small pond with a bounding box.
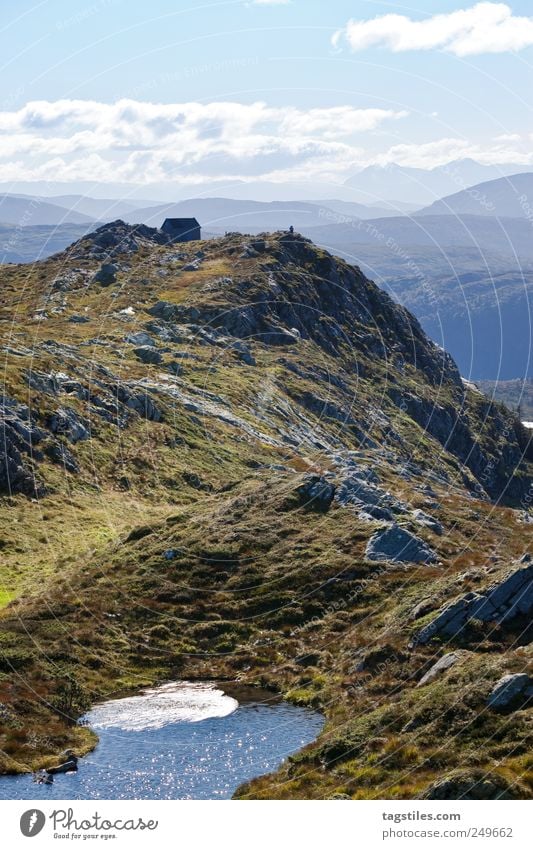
[0,681,324,799]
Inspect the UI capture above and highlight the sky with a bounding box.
[1,0,533,198]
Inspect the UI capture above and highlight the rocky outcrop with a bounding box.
[294,475,335,512]
[335,473,408,517]
[417,652,461,686]
[487,673,533,712]
[422,770,531,800]
[133,346,163,365]
[115,384,163,422]
[92,262,117,286]
[388,387,529,503]
[69,220,168,260]
[0,398,45,496]
[47,408,90,443]
[412,564,533,645]
[411,509,443,535]
[366,525,437,564]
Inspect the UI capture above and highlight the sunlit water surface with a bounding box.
[0,682,324,799]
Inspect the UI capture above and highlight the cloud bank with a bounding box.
[333,3,533,56]
[0,99,406,184]
[0,98,529,185]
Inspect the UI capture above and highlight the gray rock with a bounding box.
[410,598,435,620]
[125,331,156,347]
[93,263,117,286]
[68,314,89,323]
[295,474,335,512]
[417,652,461,686]
[116,385,163,422]
[133,346,163,365]
[0,397,46,495]
[412,564,533,645]
[487,673,533,712]
[48,408,90,443]
[45,441,79,474]
[422,770,529,800]
[360,505,394,522]
[147,301,177,321]
[366,525,437,564]
[166,361,184,376]
[412,509,443,535]
[231,341,255,366]
[335,474,408,517]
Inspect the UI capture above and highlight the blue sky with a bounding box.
[1,1,532,194]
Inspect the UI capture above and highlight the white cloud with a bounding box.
[332,3,533,56]
[0,98,405,184]
[369,137,533,169]
[0,98,529,186]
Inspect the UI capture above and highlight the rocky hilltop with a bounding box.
[0,222,532,798]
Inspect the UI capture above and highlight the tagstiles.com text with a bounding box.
[381,810,513,841]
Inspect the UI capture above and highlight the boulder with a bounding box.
[295,474,335,512]
[409,598,435,620]
[487,673,533,712]
[147,301,177,321]
[93,263,117,286]
[412,564,533,645]
[231,341,256,366]
[125,331,155,347]
[422,770,531,800]
[48,408,90,443]
[417,652,461,686]
[133,346,163,365]
[412,509,443,535]
[365,525,437,564]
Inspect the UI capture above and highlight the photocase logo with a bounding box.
[20,809,46,837]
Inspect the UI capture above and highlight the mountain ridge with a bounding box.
[0,223,532,798]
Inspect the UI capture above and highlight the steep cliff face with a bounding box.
[0,225,532,797]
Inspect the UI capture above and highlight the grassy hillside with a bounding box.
[0,223,531,797]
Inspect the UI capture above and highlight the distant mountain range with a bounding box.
[0,195,94,226]
[344,160,531,206]
[301,213,533,262]
[417,172,533,219]
[3,167,533,382]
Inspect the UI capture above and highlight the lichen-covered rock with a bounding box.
[412,508,443,535]
[93,262,117,286]
[422,770,531,800]
[133,346,163,365]
[0,398,47,495]
[294,475,335,512]
[47,408,90,443]
[125,331,156,347]
[412,564,533,645]
[487,673,533,712]
[366,525,437,564]
[417,652,461,686]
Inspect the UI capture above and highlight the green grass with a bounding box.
[1,229,532,798]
